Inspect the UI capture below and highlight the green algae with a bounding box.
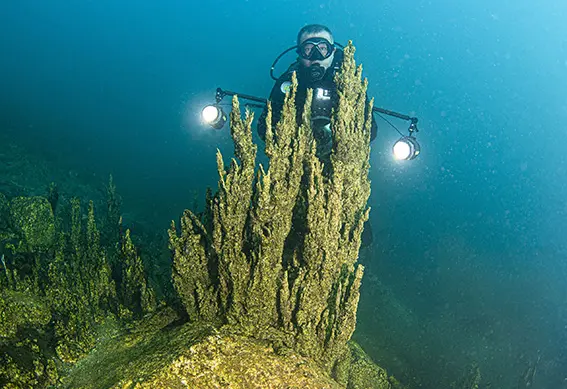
[118,228,157,318]
[0,178,156,386]
[168,41,382,384]
[62,307,393,389]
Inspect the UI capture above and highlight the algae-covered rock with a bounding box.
[118,228,157,317]
[0,289,51,339]
[0,40,404,388]
[62,308,347,389]
[9,196,55,250]
[169,41,373,373]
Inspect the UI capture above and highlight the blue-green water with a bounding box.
[1,1,566,387]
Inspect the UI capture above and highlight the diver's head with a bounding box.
[296,24,336,78]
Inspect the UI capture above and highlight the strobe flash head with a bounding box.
[201,104,227,129]
[393,136,420,161]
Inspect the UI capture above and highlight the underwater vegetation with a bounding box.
[168,41,382,384]
[0,176,156,387]
[162,41,401,388]
[0,42,487,388]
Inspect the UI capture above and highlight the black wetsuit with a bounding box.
[257,49,378,144]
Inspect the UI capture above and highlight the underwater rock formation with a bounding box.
[0,41,403,388]
[118,228,157,317]
[61,307,344,388]
[169,41,378,379]
[0,179,156,387]
[62,307,399,389]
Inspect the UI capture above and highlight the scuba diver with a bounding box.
[201,25,421,249]
[201,25,422,249]
[257,24,378,160]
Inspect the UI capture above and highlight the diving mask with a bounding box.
[297,38,335,61]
